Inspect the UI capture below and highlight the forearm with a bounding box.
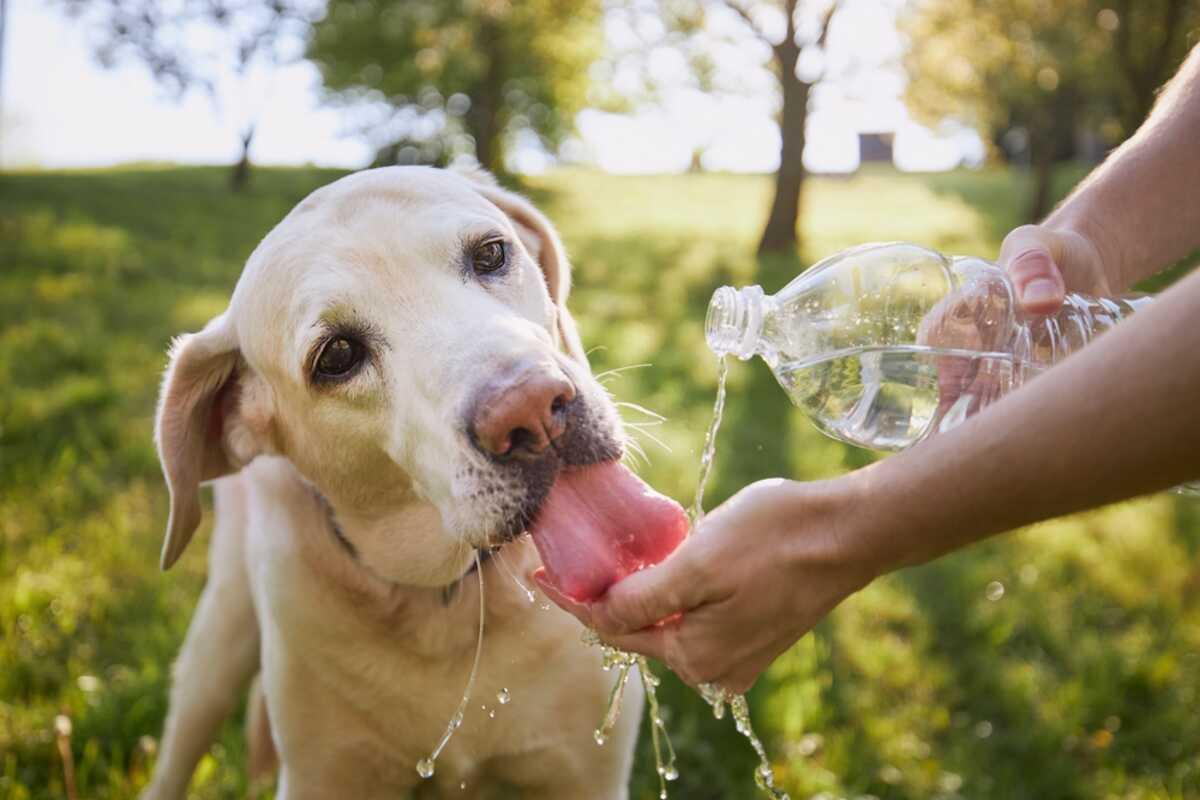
[1045,43,1200,288]
[845,265,1200,574]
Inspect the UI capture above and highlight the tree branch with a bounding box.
[721,0,772,46]
[816,0,841,49]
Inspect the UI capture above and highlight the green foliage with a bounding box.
[2,165,1198,799]
[904,0,1200,154]
[308,0,601,171]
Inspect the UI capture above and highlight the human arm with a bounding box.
[1003,43,1200,312]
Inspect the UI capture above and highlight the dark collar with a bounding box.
[440,548,494,606]
[310,485,491,603]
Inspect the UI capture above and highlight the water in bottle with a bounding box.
[705,242,1150,451]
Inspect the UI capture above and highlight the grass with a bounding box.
[1,164,1198,799]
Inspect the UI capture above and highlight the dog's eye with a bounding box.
[472,240,507,275]
[314,336,365,380]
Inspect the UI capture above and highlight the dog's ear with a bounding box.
[154,313,272,569]
[460,170,588,365]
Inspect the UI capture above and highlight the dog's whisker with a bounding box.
[615,400,667,422]
[626,424,672,455]
[621,439,649,470]
[593,362,653,382]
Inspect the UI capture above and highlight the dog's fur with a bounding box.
[142,167,643,799]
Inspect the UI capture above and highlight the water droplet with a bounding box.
[594,729,607,746]
[488,709,496,719]
[539,602,551,611]
[416,758,435,779]
[985,580,1005,601]
[659,791,667,799]
[497,688,511,705]
[661,764,679,781]
[460,781,467,791]
[523,589,535,604]
[451,711,464,728]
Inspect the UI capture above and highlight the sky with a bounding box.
[1,0,982,174]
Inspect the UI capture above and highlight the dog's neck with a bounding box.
[312,484,484,592]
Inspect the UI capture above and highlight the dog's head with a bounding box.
[155,166,624,585]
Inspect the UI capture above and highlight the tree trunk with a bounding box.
[1026,129,1055,223]
[467,98,500,174]
[466,16,505,174]
[230,126,254,192]
[757,58,809,256]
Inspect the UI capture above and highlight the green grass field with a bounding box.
[2,165,1198,799]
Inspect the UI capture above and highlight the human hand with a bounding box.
[998,224,1119,314]
[916,223,1120,431]
[534,478,879,693]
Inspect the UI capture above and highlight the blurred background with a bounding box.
[3,0,1199,798]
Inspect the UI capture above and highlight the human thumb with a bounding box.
[999,225,1067,315]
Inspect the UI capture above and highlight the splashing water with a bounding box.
[494,547,536,604]
[691,357,790,800]
[584,629,679,799]
[416,551,486,780]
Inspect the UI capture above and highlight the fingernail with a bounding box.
[1021,277,1061,307]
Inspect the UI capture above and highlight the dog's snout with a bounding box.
[470,367,576,459]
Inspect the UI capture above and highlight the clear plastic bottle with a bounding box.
[706,241,1197,495]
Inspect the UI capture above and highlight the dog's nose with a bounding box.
[470,367,576,459]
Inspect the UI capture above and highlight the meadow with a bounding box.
[2,165,1198,799]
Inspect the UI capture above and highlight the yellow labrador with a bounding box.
[141,167,654,799]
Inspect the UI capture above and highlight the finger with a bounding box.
[532,569,593,627]
[588,545,709,636]
[999,225,1066,314]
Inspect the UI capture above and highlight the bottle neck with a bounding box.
[705,285,766,360]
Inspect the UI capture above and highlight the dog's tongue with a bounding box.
[529,462,689,602]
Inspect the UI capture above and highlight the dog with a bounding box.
[142,166,644,799]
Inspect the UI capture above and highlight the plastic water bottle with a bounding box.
[705,241,1197,495]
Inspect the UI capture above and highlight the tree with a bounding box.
[307,0,601,175]
[56,0,321,190]
[904,0,1200,222]
[719,0,841,255]
[1104,0,1199,136]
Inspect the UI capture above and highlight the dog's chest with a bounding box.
[256,553,615,777]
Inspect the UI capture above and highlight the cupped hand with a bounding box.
[535,478,879,694]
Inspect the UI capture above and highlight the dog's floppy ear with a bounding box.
[460,170,588,365]
[154,313,270,569]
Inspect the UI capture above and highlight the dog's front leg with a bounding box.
[142,486,261,800]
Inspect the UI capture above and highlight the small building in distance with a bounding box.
[858,132,895,166]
